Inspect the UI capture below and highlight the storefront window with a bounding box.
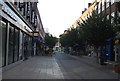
[1,20,7,66]
[23,34,32,59]
[28,37,32,56]
[8,25,20,64]
[14,29,19,62]
[8,25,14,64]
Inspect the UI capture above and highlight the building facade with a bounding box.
[0,0,45,69]
[71,0,120,62]
[94,0,120,62]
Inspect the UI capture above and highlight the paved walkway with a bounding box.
[3,56,64,79]
[55,53,119,79]
[70,54,117,74]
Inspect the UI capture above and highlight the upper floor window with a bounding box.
[11,0,14,4]
[111,12,115,17]
[106,0,110,8]
[102,0,105,6]
[98,8,101,14]
[95,5,97,10]
[111,0,115,5]
[111,12,115,23]
[98,2,101,10]
[102,0,105,11]
[107,15,109,19]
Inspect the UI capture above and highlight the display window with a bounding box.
[1,20,7,67]
[8,24,20,64]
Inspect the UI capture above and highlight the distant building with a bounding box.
[54,38,61,51]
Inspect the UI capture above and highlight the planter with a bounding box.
[114,64,120,73]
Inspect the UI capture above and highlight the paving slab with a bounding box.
[2,56,64,79]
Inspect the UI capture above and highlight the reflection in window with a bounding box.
[8,26,14,64]
[1,21,7,66]
[8,25,20,64]
[111,0,114,5]
[111,12,115,17]
[98,2,101,14]
[106,0,110,8]
[111,12,115,23]
[14,29,19,62]
[102,0,105,11]
[107,15,109,19]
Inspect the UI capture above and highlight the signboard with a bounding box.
[34,37,42,41]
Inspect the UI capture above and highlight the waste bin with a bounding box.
[100,56,107,65]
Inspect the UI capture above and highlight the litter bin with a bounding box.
[100,55,107,65]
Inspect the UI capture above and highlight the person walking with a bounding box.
[45,46,49,56]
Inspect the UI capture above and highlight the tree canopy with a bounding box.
[60,13,117,48]
[81,13,116,47]
[59,27,85,48]
[44,33,57,48]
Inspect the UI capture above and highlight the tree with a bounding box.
[59,27,85,52]
[44,33,57,48]
[114,1,120,32]
[60,28,78,47]
[81,13,116,47]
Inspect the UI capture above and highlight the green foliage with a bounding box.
[60,12,118,49]
[44,33,57,48]
[114,1,120,32]
[81,13,116,47]
[59,27,85,48]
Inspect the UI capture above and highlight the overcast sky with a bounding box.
[37,0,93,38]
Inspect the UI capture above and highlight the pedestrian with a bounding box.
[45,46,49,56]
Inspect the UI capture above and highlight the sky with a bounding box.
[37,0,93,38]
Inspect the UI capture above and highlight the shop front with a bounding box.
[1,20,7,67]
[106,39,115,61]
[114,39,120,62]
[23,34,32,60]
[0,0,34,68]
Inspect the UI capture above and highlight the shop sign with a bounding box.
[2,4,17,21]
[34,37,42,41]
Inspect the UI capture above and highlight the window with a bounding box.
[98,2,101,10]
[111,12,115,23]
[8,24,20,64]
[27,37,32,56]
[102,5,105,11]
[23,34,32,59]
[111,0,114,5]
[98,2,101,14]
[102,0,105,6]
[8,25,14,64]
[102,0,105,11]
[95,5,97,10]
[106,0,110,8]
[14,29,19,62]
[1,20,7,66]
[111,12,115,17]
[107,15,109,19]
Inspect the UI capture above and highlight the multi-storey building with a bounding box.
[73,0,119,27]
[94,0,120,62]
[72,0,97,28]
[0,0,45,69]
[71,0,120,62]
